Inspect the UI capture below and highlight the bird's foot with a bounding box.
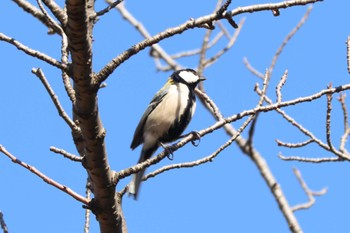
[190,131,201,147]
[160,142,174,160]
[179,131,201,146]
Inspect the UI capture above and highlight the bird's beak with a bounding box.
[199,77,206,82]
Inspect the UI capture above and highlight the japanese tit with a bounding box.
[129,68,205,199]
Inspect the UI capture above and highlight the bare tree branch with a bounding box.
[291,168,328,212]
[64,0,123,231]
[347,35,350,74]
[279,154,343,163]
[95,0,322,85]
[50,146,82,162]
[0,145,89,205]
[96,0,124,17]
[255,85,350,161]
[195,89,303,233]
[269,6,313,73]
[245,6,313,80]
[144,114,256,181]
[115,82,350,181]
[276,139,314,148]
[338,93,349,153]
[243,57,265,79]
[84,179,92,233]
[170,31,223,59]
[110,1,180,70]
[11,0,62,34]
[31,68,79,132]
[326,84,336,152]
[0,33,67,71]
[36,0,75,103]
[276,70,288,103]
[203,19,245,68]
[0,211,8,233]
[41,0,67,25]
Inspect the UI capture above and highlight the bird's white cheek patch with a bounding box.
[179,70,199,84]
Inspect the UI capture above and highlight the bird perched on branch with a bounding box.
[129,68,205,199]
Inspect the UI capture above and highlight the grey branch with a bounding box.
[269,6,313,73]
[12,0,62,34]
[255,86,350,161]
[276,70,288,103]
[0,33,67,71]
[96,0,124,17]
[0,211,8,233]
[0,145,89,204]
[291,168,328,212]
[31,68,79,133]
[279,154,343,163]
[326,85,336,153]
[95,0,321,85]
[50,146,82,162]
[143,113,256,181]
[41,0,67,25]
[276,139,314,148]
[84,179,91,233]
[347,36,350,74]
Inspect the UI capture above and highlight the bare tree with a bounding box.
[3,0,349,232]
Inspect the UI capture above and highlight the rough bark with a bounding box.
[65,0,124,232]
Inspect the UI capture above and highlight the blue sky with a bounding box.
[1,0,350,232]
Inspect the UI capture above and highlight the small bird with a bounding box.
[129,68,205,199]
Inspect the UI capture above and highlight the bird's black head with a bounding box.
[171,69,206,88]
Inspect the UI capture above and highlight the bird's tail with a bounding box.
[128,166,146,200]
[128,146,157,199]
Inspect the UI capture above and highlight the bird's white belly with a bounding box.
[143,83,191,144]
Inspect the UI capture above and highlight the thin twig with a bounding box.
[41,0,67,26]
[198,0,224,77]
[216,0,232,17]
[36,0,62,40]
[12,0,62,34]
[31,68,79,132]
[111,1,179,70]
[0,211,8,233]
[255,86,350,161]
[279,153,343,163]
[198,27,213,76]
[338,93,349,132]
[204,18,245,68]
[96,0,124,17]
[269,6,313,73]
[0,145,89,205]
[243,57,265,79]
[37,0,75,103]
[60,30,75,103]
[276,139,314,148]
[347,36,350,74]
[291,168,328,212]
[95,0,322,85]
[84,179,91,233]
[196,84,303,233]
[338,93,350,153]
[326,84,335,152]
[50,146,82,162]
[0,33,67,71]
[144,115,255,181]
[216,21,231,39]
[276,70,288,103]
[170,32,224,59]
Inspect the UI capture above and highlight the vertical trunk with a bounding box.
[65,0,126,232]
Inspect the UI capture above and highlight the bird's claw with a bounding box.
[160,142,174,160]
[190,131,201,147]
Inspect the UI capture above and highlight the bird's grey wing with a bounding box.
[130,86,169,149]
